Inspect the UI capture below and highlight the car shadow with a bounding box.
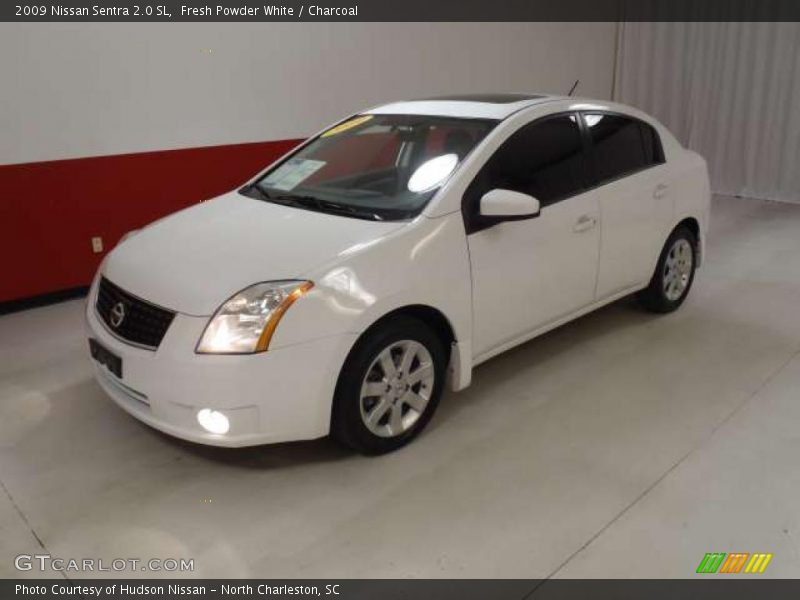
[427,294,662,432]
[151,428,352,469]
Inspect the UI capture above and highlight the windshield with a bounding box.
[243,114,496,221]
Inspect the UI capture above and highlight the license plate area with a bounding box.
[89,338,123,378]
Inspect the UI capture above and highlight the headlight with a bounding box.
[196,281,313,354]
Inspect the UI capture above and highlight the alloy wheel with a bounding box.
[662,238,693,301]
[359,340,435,438]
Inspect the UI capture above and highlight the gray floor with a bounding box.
[2,195,800,580]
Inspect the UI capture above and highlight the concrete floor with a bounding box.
[1,195,800,580]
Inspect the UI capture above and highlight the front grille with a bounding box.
[96,277,175,349]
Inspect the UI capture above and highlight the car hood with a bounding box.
[103,192,405,315]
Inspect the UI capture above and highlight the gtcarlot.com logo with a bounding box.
[15,554,194,573]
[696,552,773,574]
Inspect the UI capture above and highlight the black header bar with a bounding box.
[5,0,800,22]
[5,579,800,600]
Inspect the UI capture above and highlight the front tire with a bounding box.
[331,316,447,455]
[637,225,697,313]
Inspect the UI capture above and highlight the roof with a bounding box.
[366,93,564,120]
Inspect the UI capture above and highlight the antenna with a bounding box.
[567,79,580,96]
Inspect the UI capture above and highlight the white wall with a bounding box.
[615,22,800,203]
[0,22,617,165]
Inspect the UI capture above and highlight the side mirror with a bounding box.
[479,189,541,222]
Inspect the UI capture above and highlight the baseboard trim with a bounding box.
[0,286,89,316]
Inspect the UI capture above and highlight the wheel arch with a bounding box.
[345,303,471,394]
[674,216,702,266]
[375,304,456,347]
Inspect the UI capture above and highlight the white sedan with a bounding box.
[86,94,710,454]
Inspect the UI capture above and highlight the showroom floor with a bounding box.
[1,195,800,580]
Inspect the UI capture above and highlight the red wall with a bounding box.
[0,139,302,303]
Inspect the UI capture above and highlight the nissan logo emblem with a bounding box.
[109,302,126,328]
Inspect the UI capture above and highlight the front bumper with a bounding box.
[86,297,357,447]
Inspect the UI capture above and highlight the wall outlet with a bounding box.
[91,236,103,254]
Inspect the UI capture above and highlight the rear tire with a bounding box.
[637,225,697,313]
[331,315,447,455]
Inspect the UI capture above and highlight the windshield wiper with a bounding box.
[244,185,385,221]
[275,194,384,221]
[244,185,313,211]
[243,182,273,201]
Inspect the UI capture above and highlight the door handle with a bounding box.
[653,183,669,199]
[573,214,597,233]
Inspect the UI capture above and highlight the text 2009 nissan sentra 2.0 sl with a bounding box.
[86,93,710,454]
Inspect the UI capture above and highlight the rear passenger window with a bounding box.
[583,113,664,185]
[639,121,665,165]
[465,114,587,213]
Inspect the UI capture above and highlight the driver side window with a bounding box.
[463,114,589,231]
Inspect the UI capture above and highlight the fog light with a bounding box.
[197,409,230,435]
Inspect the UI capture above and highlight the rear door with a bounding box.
[581,113,673,298]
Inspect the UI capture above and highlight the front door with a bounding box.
[464,114,601,358]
